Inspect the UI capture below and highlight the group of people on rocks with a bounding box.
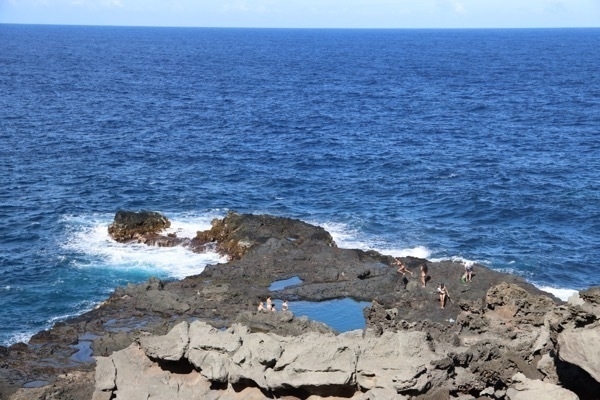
[256,260,472,313]
[257,296,289,312]
[395,258,474,309]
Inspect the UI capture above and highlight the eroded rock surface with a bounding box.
[93,321,447,399]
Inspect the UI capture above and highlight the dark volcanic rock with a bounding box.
[107,210,171,243]
[192,211,336,259]
[3,211,594,400]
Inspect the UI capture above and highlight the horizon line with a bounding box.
[2,22,600,30]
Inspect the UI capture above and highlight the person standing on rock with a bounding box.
[396,259,413,277]
[437,283,449,309]
[281,300,289,311]
[420,264,429,287]
[464,263,473,282]
[266,297,272,311]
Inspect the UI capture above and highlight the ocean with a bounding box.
[1,25,599,345]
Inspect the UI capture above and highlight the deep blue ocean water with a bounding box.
[1,25,599,345]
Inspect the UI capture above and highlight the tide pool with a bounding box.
[273,298,371,333]
[269,276,303,291]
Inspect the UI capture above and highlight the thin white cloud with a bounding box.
[104,0,123,7]
[222,0,278,14]
[223,1,249,12]
[542,0,567,13]
[453,1,466,14]
[435,0,467,15]
[21,0,126,7]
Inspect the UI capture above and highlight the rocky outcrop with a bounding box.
[505,373,579,400]
[3,212,599,400]
[485,282,556,326]
[545,287,600,399]
[93,320,448,399]
[93,318,587,400]
[558,328,600,382]
[107,210,172,243]
[193,211,336,259]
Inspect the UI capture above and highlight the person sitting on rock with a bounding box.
[396,259,413,277]
[271,304,276,312]
[281,300,289,311]
[437,283,449,309]
[420,264,429,287]
[257,301,265,311]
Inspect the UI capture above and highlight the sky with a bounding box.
[0,0,599,29]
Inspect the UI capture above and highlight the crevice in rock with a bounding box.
[555,356,600,400]
[210,381,228,390]
[153,357,195,374]
[269,386,311,400]
[230,378,271,397]
[272,384,356,399]
[450,388,481,399]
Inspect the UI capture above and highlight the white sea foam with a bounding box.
[60,211,228,279]
[47,311,84,325]
[451,257,474,267]
[7,331,34,346]
[315,220,432,259]
[537,286,578,301]
[381,245,432,259]
[164,212,221,239]
[318,221,364,249]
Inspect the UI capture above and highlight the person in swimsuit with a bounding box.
[257,301,265,311]
[465,263,473,282]
[437,283,449,309]
[281,300,289,311]
[396,259,413,277]
[420,264,429,287]
[266,296,272,311]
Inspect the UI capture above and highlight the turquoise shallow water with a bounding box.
[269,277,369,332]
[276,298,372,333]
[1,25,599,344]
[269,276,303,291]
